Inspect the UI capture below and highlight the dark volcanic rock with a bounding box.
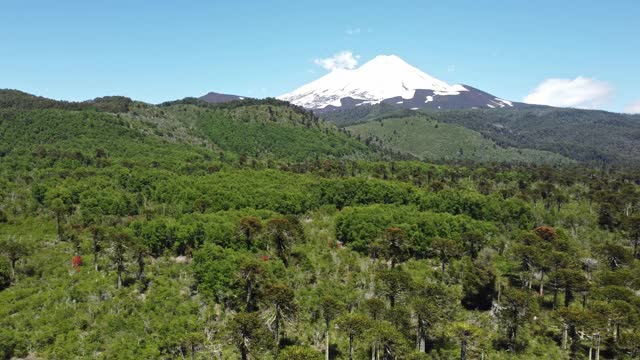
[199,92,244,103]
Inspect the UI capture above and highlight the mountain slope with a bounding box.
[158,101,374,161]
[278,55,518,112]
[347,115,573,164]
[0,89,132,113]
[320,98,640,166]
[199,92,245,103]
[0,91,377,166]
[427,108,640,165]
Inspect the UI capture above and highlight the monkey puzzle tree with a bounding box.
[237,257,266,312]
[555,306,587,355]
[363,298,386,321]
[376,267,412,308]
[598,202,619,231]
[447,322,484,360]
[597,242,633,270]
[460,231,486,260]
[263,283,297,346]
[546,252,571,308]
[227,312,273,360]
[551,269,589,308]
[606,300,637,343]
[45,186,75,242]
[88,224,104,271]
[581,305,607,360]
[430,237,462,283]
[49,198,68,242]
[362,298,387,358]
[319,295,345,360]
[0,236,32,283]
[411,281,460,353]
[108,228,132,289]
[79,193,110,271]
[511,232,545,286]
[461,257,496,310]
[336,313,370,360]
[131,234,149,283]
[267,217,301,267]
[367,321,408,360]
[496,288,538,352]
[624,215,640,259]
[620,330,640,359]
[237,216,263,250]
[381,227,410,268]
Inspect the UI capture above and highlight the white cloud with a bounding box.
[345,27,361,35]
[624,100,640,114]
[523,76,612,109]
[313,51,360,71]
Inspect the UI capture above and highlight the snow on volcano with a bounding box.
[278,54,516,111]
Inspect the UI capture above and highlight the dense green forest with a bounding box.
[346,116,573,164]
[426,108,640,166]
[322,104,640,166]
[1,90,640,359]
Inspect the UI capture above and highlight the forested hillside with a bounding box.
[427,108,640,166]
[1,91,640,359]
[321,103,640,166]
[347,115,573,165]
[155,99,373,161]
[0,89,133,113]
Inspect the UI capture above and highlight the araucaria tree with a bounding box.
[237,258,265,312]
[430,237,462,283]
[264,283,297,346]
[381,227,410,268]
[238,216,263,250]
[109,229,131,289]
[496,288,538,352]
[0,236,32,283]
[267,217,302,267]
[319,295,345,360]
[377,267,412,308]
[227,312,272,360]
[336,313,369,360]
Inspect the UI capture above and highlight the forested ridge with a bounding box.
[426,108,640,166]
[1,90,640,359]
[322,103,640,166]
[346,116,574,165]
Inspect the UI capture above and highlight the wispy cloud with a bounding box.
[523,76,612,109]
[625,100,640,114]
[313,51,360,71]
[345,27,361,35]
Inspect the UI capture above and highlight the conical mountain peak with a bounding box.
[279,54,514,111]
[278,55,466,109]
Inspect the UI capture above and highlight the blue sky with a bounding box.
[1,0,639,112]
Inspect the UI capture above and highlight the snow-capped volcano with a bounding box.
[278,55,516,111]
